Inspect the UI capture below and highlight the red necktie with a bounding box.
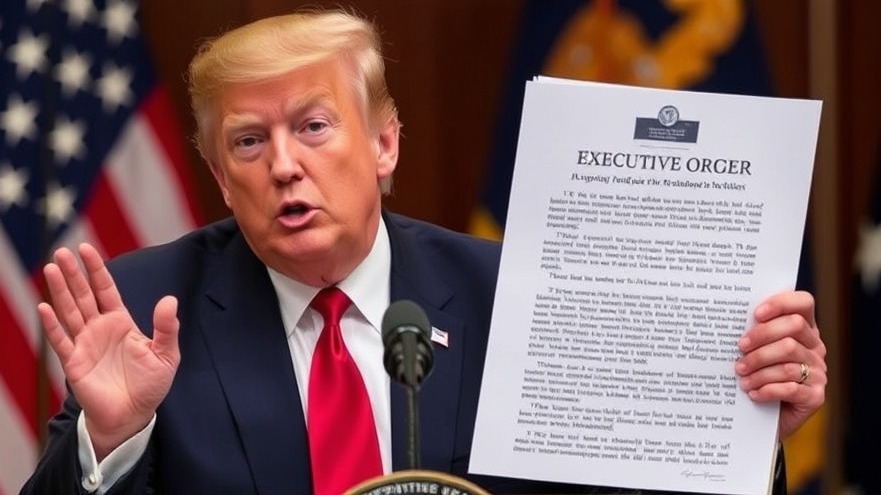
[307,287,382,495]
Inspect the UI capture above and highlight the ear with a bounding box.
[374,118,399,180]
[207,159,233,209]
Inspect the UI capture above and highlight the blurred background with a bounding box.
[1,1,878,494]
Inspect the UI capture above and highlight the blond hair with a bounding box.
[188,10,398,192]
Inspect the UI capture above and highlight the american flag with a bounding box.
[0,1,202,492]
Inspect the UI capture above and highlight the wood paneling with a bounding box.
[140,1,247,222]
[141,0,524,231]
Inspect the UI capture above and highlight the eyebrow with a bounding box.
[222,114,262,133]
[284,89,336,116]
[220,89,338,136]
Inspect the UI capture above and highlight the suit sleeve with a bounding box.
[18,393,155,495]
[772,443,787,495]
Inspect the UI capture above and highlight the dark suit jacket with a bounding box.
[20,212,786,495]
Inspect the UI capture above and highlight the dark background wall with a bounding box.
[140,0,881,247]
[141,1,526,230]
[140,1,881,492]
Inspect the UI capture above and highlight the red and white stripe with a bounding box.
[0,86,202,494]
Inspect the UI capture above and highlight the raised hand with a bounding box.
[735,290,827,439]
[38,243,180,459]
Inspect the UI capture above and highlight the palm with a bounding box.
[779,404,810,439]
[38,244,180,450]
[62,309,177,431]
[779,340,827,439]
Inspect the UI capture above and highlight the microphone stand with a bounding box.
[406,383,420,470]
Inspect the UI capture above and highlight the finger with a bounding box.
[737,334,806,373]
[43,258,86,334]
[744,381,807,403]
[739,311,822,354]
[744,373,826,407]
[53,246,100,321]
[151,296,181,368]
[37,302,75,363]
[78,243,126,313]
[738,360,823,391]
[754,290,816,327]
[737,332,828,379]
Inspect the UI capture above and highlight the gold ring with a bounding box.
[797,362,810,384]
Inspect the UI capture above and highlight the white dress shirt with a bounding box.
[77,218,392,493]
[267,218,392,472]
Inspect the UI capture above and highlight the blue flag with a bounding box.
[471,0,773,240]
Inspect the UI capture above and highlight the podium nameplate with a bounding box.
[345,470,490,495]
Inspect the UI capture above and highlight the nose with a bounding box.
[268,128,304,183]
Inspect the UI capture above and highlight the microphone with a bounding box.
[381,299,435,470]
[381,300,435,388]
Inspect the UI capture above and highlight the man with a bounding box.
[21,9,827,495]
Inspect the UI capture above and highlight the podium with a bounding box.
[345,470,490,495]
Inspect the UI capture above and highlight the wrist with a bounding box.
[84,413,153,462]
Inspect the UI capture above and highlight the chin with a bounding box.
[274,232,337,263]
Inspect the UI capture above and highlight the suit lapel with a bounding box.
[385,214,464,473]
[198,234,312,494]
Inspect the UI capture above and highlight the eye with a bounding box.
[297,117,333,146]
[235,135,262,149]
[302,120,329,134]
[231,134,265,160]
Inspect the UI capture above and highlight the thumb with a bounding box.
[151,295,180,367]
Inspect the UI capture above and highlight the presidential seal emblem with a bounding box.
[657,105,679,127]
[634,105,699,143]
[345,470,490,495]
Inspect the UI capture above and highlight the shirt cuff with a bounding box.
[77,411,155,494]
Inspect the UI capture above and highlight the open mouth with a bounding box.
[276,201,317,228]
[280,202,310,217]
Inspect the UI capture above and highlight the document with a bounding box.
[469,78,821,495]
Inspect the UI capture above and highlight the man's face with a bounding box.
[208,58,398,286]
